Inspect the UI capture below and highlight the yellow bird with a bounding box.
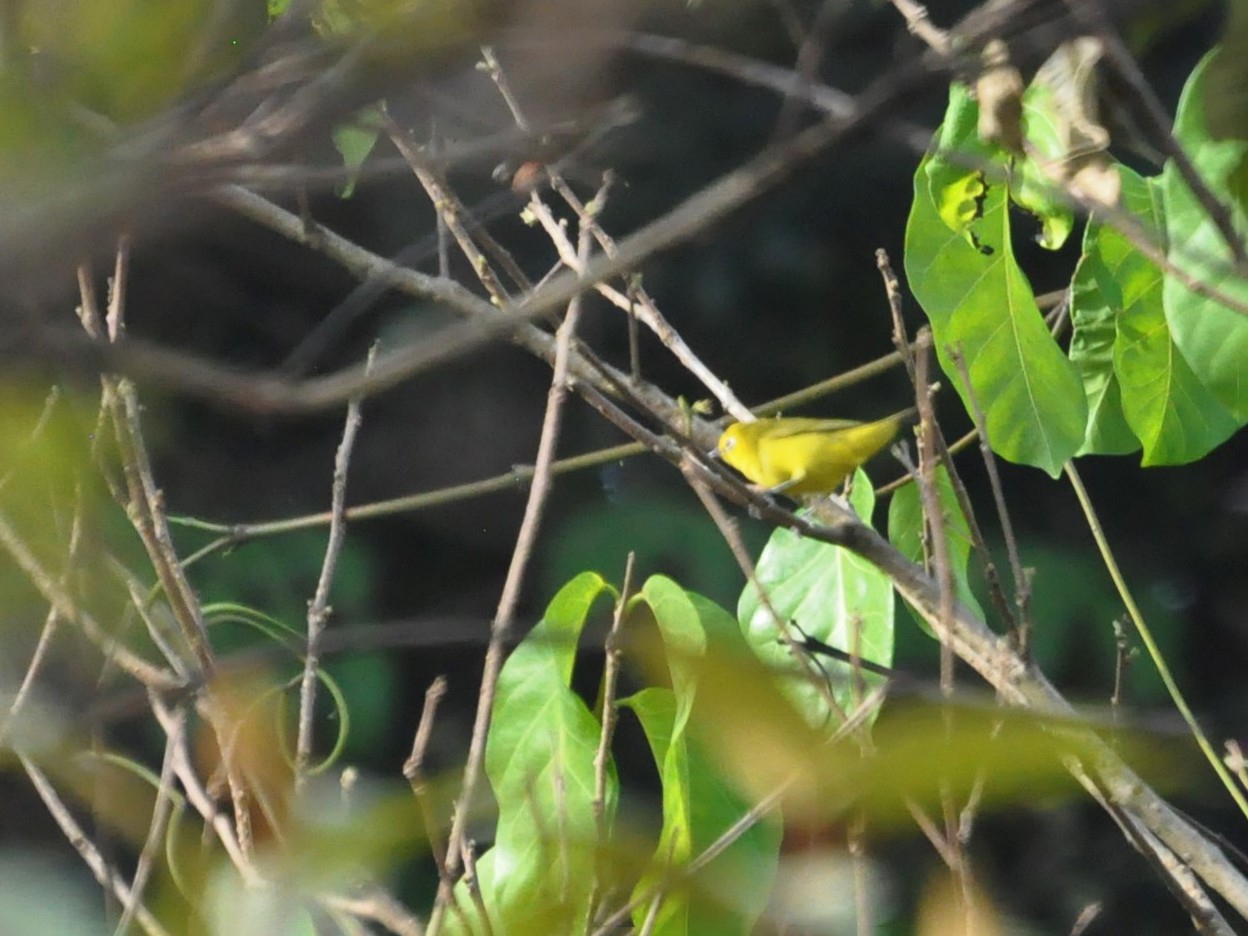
[715,407,918,497]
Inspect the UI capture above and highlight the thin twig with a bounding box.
[434,223,592,923]
[149,696,259,881]
[0,509,180,690]
[912,337,954,692]
[534,177,753,422]
[1065,757,1234,935]
[888,0,951,53]
[593,553,635,839]
[296,345,375,787]
[0,387,62,491]
[848,811,873,936]
[906,798,957,867]
[875,249,1015,630]
[385,114,528,301]
[680,457,850,727]
[589,780,790,936]
[0,472,87,744]
[480,46,533,134]
[321,886,427,936]
[113,700,181,936]
[20,756,172,936]
[404,676,450,873]
[107,234,130,342]
[404,676,449,783]
[1069,902,1102,936]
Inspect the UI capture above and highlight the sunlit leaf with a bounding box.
[624,684,780,936]
[906,86,1087,476]
[626,578,781,935]
[1070,251,1141,455]
[1164,51,1248,422]
[1074,165,1237,463]
[462,573,616,935]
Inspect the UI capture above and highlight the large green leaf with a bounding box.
[906,85,1087,476]
[1164,51,1248,421]
[624,579,778,936]
[886,466,984,635]
[1070,256,1141,455]
[737,471,893,729]
[1077,166,1238,463]
[457,572,616,935]
[625,578,781,936]
[623,686,779,936]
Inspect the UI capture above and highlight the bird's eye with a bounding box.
[721,437,736,453]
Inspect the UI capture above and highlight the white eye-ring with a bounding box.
[721,436,736,453]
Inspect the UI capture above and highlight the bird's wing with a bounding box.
[763,418,862,439]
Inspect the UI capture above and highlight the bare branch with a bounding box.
[296,346,375,787]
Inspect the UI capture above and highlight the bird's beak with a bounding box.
[706,446,721,460]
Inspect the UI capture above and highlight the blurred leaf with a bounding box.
[626,578,783,933]
[1163,51,1248,422]
[1205,0,1248,141]
[204,865,318,936]
[906,85,1087,476]
[648,624,1177,832]
[738,471,893,728]
[332,104,384,198]
[1074,164,1237,463]
[1020,38,1121,216]
[283,782,428,887]
[21,0,264,121]
[0,852,113,935]
[623,686,780,936]
[887,466,984,636]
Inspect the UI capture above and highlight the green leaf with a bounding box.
[886,466,984,636]
[906,86,1087,476]
[466,572,617,935]
[1070,251,1141,455]
[623,687,781,936]
[924,85,997,246]
[332,104,384,199]
[737,471,894,729]
[1013,81,1077,250]
[1164,51,1248,421]
[1086,166,1237,463]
